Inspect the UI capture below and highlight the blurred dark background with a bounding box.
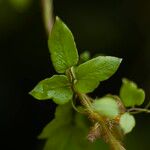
[0,0,150,149]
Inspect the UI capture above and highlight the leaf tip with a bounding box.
[119,58,123,63]
[28,89,34,97]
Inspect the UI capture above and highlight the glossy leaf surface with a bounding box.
[74,56,122,93]
[48,17,79,73]
[30,75,73,104]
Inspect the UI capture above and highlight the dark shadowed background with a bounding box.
[0,0,150,149]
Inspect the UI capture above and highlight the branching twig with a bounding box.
[128,107,150,114]
[145,101,150,109]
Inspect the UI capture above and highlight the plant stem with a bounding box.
[145,101,150,109]
[77,93,93,111]
[69,67,125,150]
[41,0,54,35]
[128,107,150,114]
[77,93,125,150]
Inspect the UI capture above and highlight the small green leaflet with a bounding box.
[92,97,120,119]
[39,103,108,150]
[120,78,145,107]
[74,56,122,93]
[48,16,79,73]
[119,113,135,134]
[29,75,73,104]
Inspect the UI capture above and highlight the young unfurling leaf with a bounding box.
[48,17,79,73]
[120,78,145,107]
[29,75,73,104]
[92,97,120,119]
[79,51,90,64]
[74,56,122,93]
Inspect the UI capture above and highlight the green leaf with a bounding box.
[29,75,73,104]
[74,56,122,93]
[92,97,120,119]
[119,113,135,134]
[48,16,79,73]
[120,78,145,107]
[39,103,108,150]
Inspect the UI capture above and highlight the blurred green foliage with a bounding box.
[9,0,32,12]
[38,103,108,150]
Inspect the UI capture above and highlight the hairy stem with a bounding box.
[77,93,125,150]
[67,67,125,150]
